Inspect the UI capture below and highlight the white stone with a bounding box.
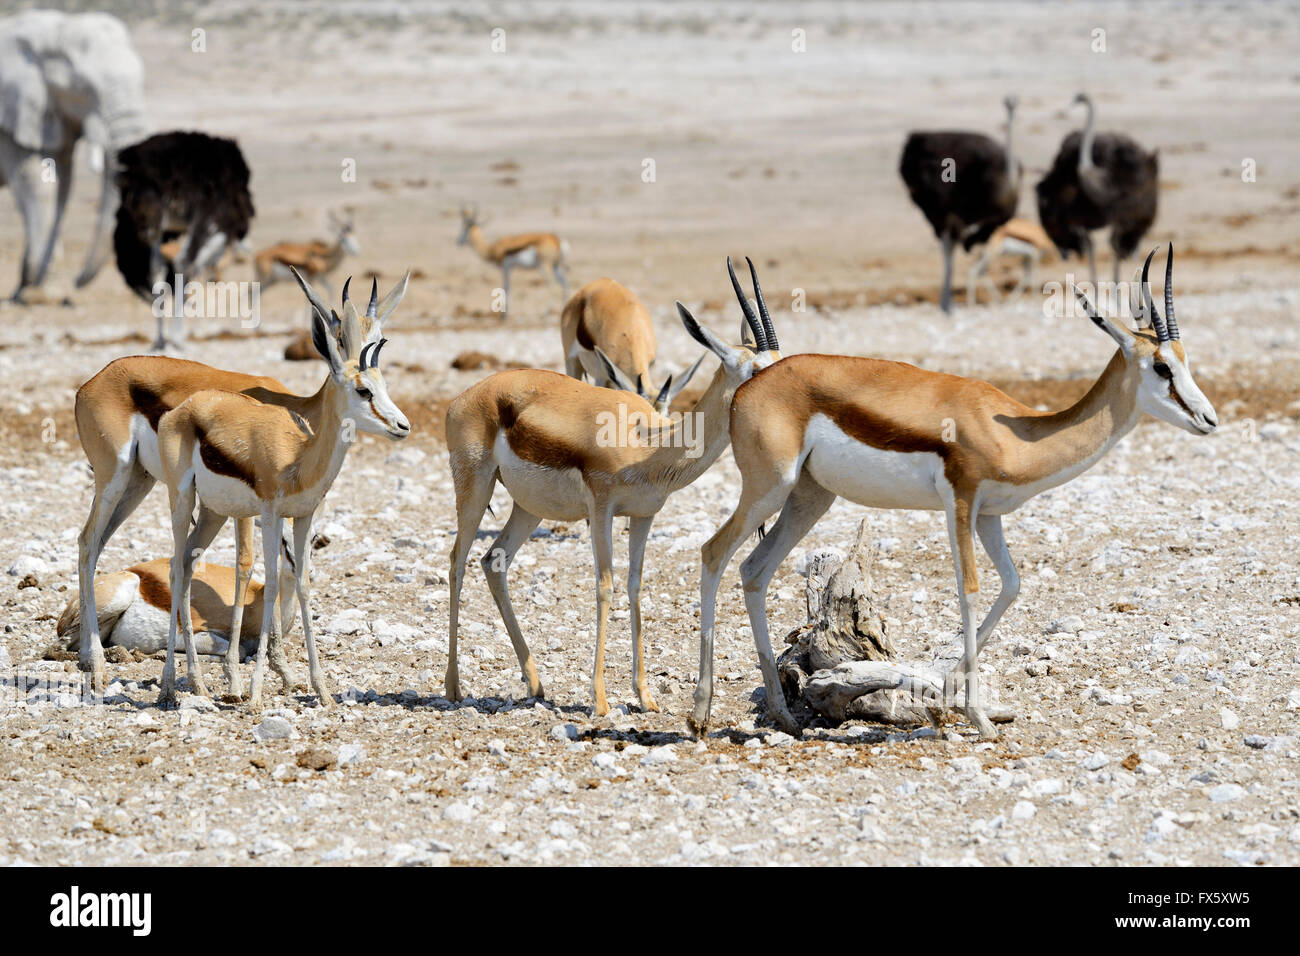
[1219,708,1240,730]
[1011,800,1036,821]
[1207,784,1245,803]
[253,717,294,743]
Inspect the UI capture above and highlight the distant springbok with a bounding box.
[254,212,358,295]
[458,203,568,317]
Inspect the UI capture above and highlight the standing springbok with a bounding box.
[561,277,704,413]
[458,203,568,317]
[155,269,411,709]
[254,213,359,294]
[966,218,1057,306]
[690,246,1216,739]
[444,258,781,714]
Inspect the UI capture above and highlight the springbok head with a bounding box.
[457,204,481,245]
[1073,245,1217,436]
[291,268,412,440]
[328,212,360,255]
[672,256,783,392]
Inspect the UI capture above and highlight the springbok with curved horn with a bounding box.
[156,270,412,709]
[444,257,780,714]
[690,246,1216,739]
[562,277,703,413]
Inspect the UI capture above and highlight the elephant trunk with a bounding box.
[73,156,118,289]
[73,82,146,290]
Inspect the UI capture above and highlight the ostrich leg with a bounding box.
[939,232,955,314]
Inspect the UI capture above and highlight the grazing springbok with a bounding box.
[155,269,411,709]
[444,258,782,714]
[690,246,1216,739]
[458,203,568,317]
[58,548,295,660]
[561,277,704,413]
[966,218,1057,306]
[254,213,358,294]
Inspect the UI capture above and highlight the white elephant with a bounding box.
[0,10,148,302]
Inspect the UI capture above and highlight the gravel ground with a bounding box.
[1,0,1297,866]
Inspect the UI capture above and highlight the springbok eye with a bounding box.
[356,386,373,401]
[1152,361,1173,380]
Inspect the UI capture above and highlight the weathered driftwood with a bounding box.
[775,519,1012,729]
[777,520,934,726]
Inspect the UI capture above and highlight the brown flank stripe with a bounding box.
[195,424,257,488]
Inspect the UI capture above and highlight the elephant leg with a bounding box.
[31,145,75,289]
[0,132,56,299]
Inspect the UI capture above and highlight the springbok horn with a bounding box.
[654,375,673,409]
[746,256,778,352]
[359,342,375,370]
[1163,244,1179,341]
[342,276,353,311]
[290,266,337,329]
[1140,247,1170,342]
[727,256,768,352]
[371,338,388,368]
[366,278,379,319]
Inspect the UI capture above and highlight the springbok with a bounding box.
[966,218,1057,306]
[254,213,358,294]
[155,269,411,709]
[561,277,704,413]
[689,246,1216,739]
[59,548,295,660]
[458,203,568,317]
[443,258,781,714]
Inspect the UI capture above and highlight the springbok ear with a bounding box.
[668,354,706,400]
[370,270,410,337]
[593,347,639,394]
[677,302,742,374]
[1073,284,1134,356]
[310,305,345,375]
[740,315,756,348]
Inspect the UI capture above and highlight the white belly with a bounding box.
[803,414,946,511]
[494,433,587,521]
[131,414,163,480]
[506,247,540,269]
[112,597,230,656]
[191,452,262,518]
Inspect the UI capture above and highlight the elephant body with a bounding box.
[0,10,147,300]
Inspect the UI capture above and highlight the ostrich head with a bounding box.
[1073,245,1218,436]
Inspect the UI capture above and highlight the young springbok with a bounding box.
[156,269,411,709]
[444,258,781,714]
[254,213,359,294]
[561,277,703,413]
[689,246,1216,739]
[457,203,568,317]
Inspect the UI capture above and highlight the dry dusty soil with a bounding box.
[0,1,1297,865]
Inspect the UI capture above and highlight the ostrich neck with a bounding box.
[1078,101,1097,172]
[1004,110,1016,182]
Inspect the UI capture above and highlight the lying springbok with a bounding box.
[73,274,403,698]
[444,258,781,714]
[58,548,295,660]
[156,270,411,709]
[561,277,703,413]
[689,246,1216,739]
[458,203,568,317]
[254,213,358,294]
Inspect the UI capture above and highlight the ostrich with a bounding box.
[1035,93,1159,288]
[899,96,1022,313]
[112,131,255,349]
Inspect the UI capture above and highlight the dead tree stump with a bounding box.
[777,519,932,727]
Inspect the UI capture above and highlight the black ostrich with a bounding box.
[113,131,255,349]
[899,96,1022,313]
[1035,93,1158,289]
